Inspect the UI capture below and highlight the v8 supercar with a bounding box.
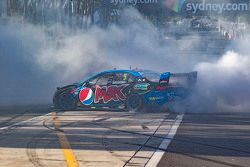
[53,69,197,112]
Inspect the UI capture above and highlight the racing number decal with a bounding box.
[94,85,127,103]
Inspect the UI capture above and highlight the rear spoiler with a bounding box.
[171,71,197,81]
[160,71,198,86]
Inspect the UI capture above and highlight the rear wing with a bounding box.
[160,71,198,87]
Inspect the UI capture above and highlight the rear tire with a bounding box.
[163,96,186,113]
[126,94,143,112]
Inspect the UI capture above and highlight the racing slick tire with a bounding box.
[57,92,76,110]
[163,96,187,113]
[126,94,143,112]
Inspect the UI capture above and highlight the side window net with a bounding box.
[96,74,113,86]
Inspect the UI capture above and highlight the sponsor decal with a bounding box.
[148,96,165,101]
[79,87,94,105]
[134,83,150,90]
[137,78,146,82]
[94,85,127,103]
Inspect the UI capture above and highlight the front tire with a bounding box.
[57,92,76,110]
[126,94,143,112]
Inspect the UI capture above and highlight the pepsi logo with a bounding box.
[79,87,94,105]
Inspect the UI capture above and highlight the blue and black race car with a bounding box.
[53,69,197,112]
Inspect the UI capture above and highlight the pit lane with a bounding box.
[0,108,181,167]
[1,107,250,167]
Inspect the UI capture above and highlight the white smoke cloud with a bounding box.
[1,7,250,113]
[33,8,204,79]
[191,40,250,112]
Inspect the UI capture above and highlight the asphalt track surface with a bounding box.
[0,105,249,167]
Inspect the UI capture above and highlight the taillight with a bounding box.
[156,85,167,91]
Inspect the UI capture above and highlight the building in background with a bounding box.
[0,0,178,27]
[0,0,249,28]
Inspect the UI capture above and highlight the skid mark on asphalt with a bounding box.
[0,110,28,128]
[51,112,79,167]
[122,116,169,167]
[26,131,51,167]
[89,113,175,166]
[0,113,51,132]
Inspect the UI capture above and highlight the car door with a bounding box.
[110,73,134,106]
[91,73,114,107]
[78,73,113,107]
[93,72,133,108]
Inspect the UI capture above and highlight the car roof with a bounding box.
[80,69,157,84]
[100,69,142,77]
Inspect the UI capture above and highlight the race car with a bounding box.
[53,69,197,112]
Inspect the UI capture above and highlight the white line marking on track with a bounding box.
[0,113,51,131]
[146,114,184,167]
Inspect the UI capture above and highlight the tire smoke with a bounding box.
[0,8,249,112]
